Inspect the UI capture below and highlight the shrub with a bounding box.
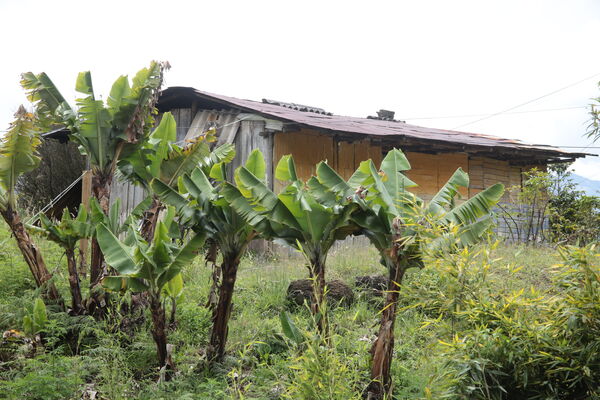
[442,244,600,399]
[0,355,92,400]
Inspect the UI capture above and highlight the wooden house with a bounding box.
[43,86,591,228]
[144,87,588,203]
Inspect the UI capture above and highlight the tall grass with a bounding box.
[0,219,590,399]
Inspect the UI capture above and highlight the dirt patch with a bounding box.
[287,279,354,307]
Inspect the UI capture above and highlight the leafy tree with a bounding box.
[317,148,504,399]
[547,164,600,244]
[151,151,263,361]
[21,62,169,310]
[96,216,205,377]
[222,152,361,334]
[0,106,62,303]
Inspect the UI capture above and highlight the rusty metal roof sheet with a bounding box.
[160,86,593,161]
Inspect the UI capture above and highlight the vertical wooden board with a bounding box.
[368,141,382,167]
[249,121,272,189]
[274,129,334,188]
[175,108,192,142]
[468,156,485,197]
[336,141,355,180]
[405,151,439,198]
[230,120,256,184]
[438,153,468,198]
[354,140,370,168]
[79,170,93,264]
[482,157,510,201]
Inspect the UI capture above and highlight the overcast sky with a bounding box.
[1,0,599,178]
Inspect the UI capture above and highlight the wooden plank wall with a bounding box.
[273,129,335,191]
[109,177,146,225]
[231,120,274,189]
[272,129,525,202]
[404,152,469,200]
[469,156,523,201]
[171,108,193,142]
[273,130,382,191]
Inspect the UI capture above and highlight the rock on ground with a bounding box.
[287,279,354,307]
[355,275,388,296]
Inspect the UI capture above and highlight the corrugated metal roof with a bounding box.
[159,87,591,161]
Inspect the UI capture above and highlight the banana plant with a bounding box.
[317,148,504,399]
[34,205,92,315]
[96,215,205,378]
[117,111,234,241]
[0,106,62,304]
[150,151,264,362]
[163,273,184,328]
[220,151,361,334]
[21,62,169,303]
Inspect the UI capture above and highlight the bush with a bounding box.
[0,355,93,400]
[442,244,600,399]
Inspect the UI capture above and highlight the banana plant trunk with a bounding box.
[88,173,112,315]
[309,253,327,335]
[205,241,220,311]
[366,255,407,400]
[208,253,240,362]
[65,247,84,315]
[140,195,163,242]
[90,173,112,286]
[1,208,62,304]
[149,291,173,379]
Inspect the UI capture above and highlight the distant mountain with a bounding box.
[571,174,600,196]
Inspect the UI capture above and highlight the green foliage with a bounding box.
[173,303,212,346]
[279,311,304,346]
[586,80,600,141]
[548,163,600,244]
[23,298,48,336]
[499,168,552,243]
[283,330,364,400]
[96,218,205,294]
[117,111,233,190]
[0,106,42,210]
[0,355,92,400]
[151,153,254,261]
[440,244,600,399]
[224,151,360,258]
[34,205,92,251]
[21,61,168,176]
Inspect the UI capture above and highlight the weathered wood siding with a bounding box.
[273,128,526,204]
[468,156,523,201]
[405,152,469,201]
[231,120,274,189]
[273,129,381,191]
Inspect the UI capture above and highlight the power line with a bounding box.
[403,106,586,121]
[452,72,600,130]
[554,145,594,149]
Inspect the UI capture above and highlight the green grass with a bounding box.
[0,221,566,399]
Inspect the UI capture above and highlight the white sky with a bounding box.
[1,0,599,178]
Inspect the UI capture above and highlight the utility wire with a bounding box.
[403,106,586,121]
[452,72,600,130]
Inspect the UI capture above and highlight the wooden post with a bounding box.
[79,170,92,277]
